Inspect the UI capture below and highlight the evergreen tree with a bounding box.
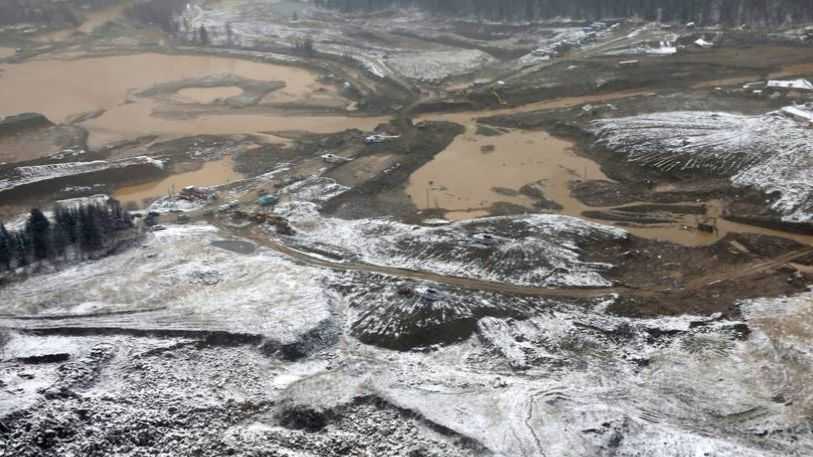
[199,25,209,45]
[79,205,103,252]
[27,208,51,261]
[15,232,31,266]
[0,223,11,271]
[55,205,79,244]
[226,22,234,45]
[6,230,20,269]
[0,200,136,270]
[51,221,69,259]
[108,199,132,230]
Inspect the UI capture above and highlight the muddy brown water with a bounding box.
[174,86,244,104]
[0,53,381,149]
[261,80,346,106]
[406,126,600,218]
[82,100,383,149]
[0,51,384,205]
[406,122,730,245]
[0,135,57,164]
[413,92,813,247]
[112,156,244,208]
[0,53,319,121]
[0,48,16,59]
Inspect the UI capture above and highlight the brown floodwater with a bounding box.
[0,135,57,164]
[406,126,602,218]
[410,92,652,224]
[0,47,16,59]
[409,125,813,246]
[81,99,385,149]
[174,86,244,104]
[0,53,383,149]
[412,91,813,246]
[0,53,321,121]
[112,156,243,208]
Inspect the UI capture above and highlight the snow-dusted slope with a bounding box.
[0,156,164,193]
[360,286,811,457]
[2,222,811,456]
[0,224,337,348]
[592,109,813,222]
[276,201,627,288]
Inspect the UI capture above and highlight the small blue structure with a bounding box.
[257,195,279,207]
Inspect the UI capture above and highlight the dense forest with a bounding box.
[315,0,813,25]
[0,200,134,273]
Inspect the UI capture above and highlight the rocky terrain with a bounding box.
[2,1,813,456]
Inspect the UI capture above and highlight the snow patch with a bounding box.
[592,109,813,222]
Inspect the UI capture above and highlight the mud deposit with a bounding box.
[3,4,813,457]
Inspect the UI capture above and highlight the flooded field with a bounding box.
[407,127,600,218]
[112,155,243,208]
[0,135,57,164]
[1,53,320,121]
[174,86,244,103]
[0,53,373,149]
[82,101,385,148]
[410,123,813,246]
[411,90,813,246]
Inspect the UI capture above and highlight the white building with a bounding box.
[767,79,813,91]
[781,105,813,124]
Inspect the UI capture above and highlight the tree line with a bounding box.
[314,0,813,26]
[0,200,134,273]
[126,0,188,33]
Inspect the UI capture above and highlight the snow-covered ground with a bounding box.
[602,40,677,56]
[327,275,812,457]
[0,223,337,346]
[386,49,495,82]
[0,156,164,193]
[592,109,813,222]
[1,216,811,456]
[177,1,630,83]
[597,23,680,56]
[275,201,626,288]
